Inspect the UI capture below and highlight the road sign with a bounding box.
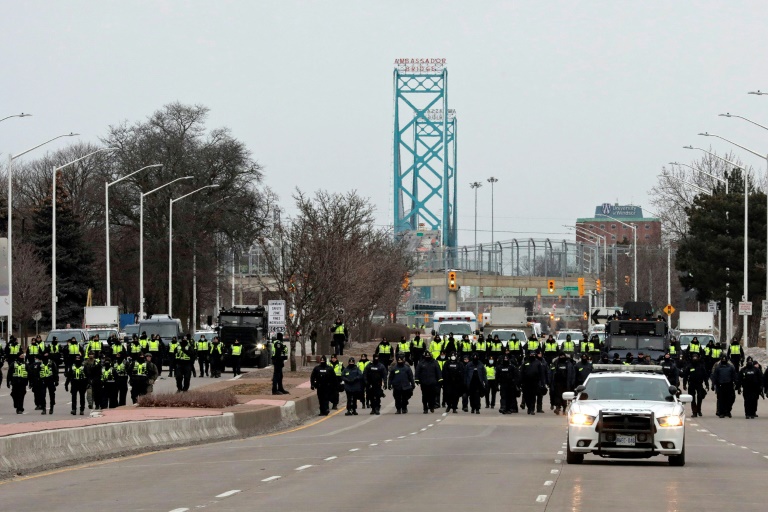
[738,301,752,316]
[268,300,286,333]
[563,286,578,291]
[763,300,768,318]
[707,301,717,313]
[663,304,675,316]
[406,311,418,316]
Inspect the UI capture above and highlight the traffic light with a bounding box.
[596,279,601,293]
[625,275,631,286]
[577,277,585,297]
[448,271,458,291]
[547,279,555,293]
[582,311,588,320]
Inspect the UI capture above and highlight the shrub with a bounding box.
[138,390,238,408]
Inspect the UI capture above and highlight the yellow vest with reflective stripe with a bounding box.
[711,348,722,358]
[527,340,540,351]
[357,361,370,373]
[130,343,143,353]
[28,344,40,355]
[9,344,20,355]
[196,341,209,351]
[378,344,391,354]
[89,340,102,352]
[563,341,575,352]
[332,362,342,376]
[134,363,147,375]
[148,340,160,352]
[334,325,345,335]
[73,367,86,380]
[68,343,81,355]
[669,345,677,354]
[508,340,521,351]
[13,364,28,378]
[176,347,191,360]
[398,342,410,353]
[486,366,496,380]
[730,345,741,355]
[544,342,558,352]
[40,364,53,378]
[231,345,242,356]
[689,344,700,353]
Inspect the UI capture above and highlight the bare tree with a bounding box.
[12,242,50,341]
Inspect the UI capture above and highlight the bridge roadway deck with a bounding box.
[1,390,766,511]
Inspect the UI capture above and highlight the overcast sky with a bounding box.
[2,1,767,246]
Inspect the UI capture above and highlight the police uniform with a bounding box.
[311,357,337,415]
[272,335,289,394]
[196,337,210,377]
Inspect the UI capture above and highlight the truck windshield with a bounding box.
[491,330,526,341]
[438,324,472,335]
[140,323,179,338]
[582,377,673,402]
[88,330,117,340]
[679,335,715,345]
[638,337,665,351]
[608,336,636,350]
[46,330,85,343]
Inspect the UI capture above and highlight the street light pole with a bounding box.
[486,177,498,246]
[699,132,763,346]
[0,113,32,123]
[469,182,482,249]
[105,164,162,307]
[597,214,637,301]
[139,176,192,320]
[169,184,218,317]
[52,147,117,328]
[7,132,78,338]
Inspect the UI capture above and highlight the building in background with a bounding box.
[576,204,661,245]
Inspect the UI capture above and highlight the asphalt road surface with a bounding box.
[2,392,768,511]
[0,363,243,424]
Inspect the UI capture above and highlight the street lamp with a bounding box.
[169,184,218,317]
[597,214,637,301]
[51,147,117,328]
[0,113,31,123]
[565,224,607,307]
[673,156,729,194]
[469,182,482,249]
[7,132,79,338]
[487,177,498,246]
[139,176,192,320]
[105,164,162,307]
[699,132,761,346]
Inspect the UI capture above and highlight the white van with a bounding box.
[433,312,478,341]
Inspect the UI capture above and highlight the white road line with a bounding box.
[169,508,189,512]
[384,439,392,443]
[752,451,760,454]
[295,465,313,471]
[551,469,560,474]
[697,429,708,432]
[349,448,360,452]
[428,424,434,427]
[370,443,378,446]
[690,423,698,426]
[557,451,564,455]
[216,490,242,497]
[442,412,448,416]
[410,432,417,435]
[397,436,405,439]
[436,419,442,422]
[544,481,553,486]
[536,495,548,503]
[324,456,337,461]
[717,439,726,442]
[741,446,748,449]
[420,428,427,431]
[710,434,717,437]
[261,476,281,483]
[763,456,768,460]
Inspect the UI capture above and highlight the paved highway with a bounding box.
[2,394,767,511]
[0,364,239,424]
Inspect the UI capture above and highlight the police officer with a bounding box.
[209,337,224,378]
[429,335,443,360]
[464,353,487,414]
[583,334,601,363]
[561,335,577,359]
[272,333,289,395]
[5,336,22,370]
[64,354,88,415]
[525,334,540,358]
[458,335,473,361]
[7,352,29,414]
[341,357,363,416]
[229,339,243,376]
[101,358,118,409]
[543,335,558,364]
[507,334,523,364]
[739,359,762,419]
[574,353,593,387]
[497,354,519,414]
[114,353,130,406]
[374,337,393,369]
[712,355,738,418]
[668,336,680,360]
[484,354,498,409]
[442,352,464,413]
[474,335,488,364]
[37,352,58,415]
[488,335,503,364]
[168,336,178,378]
[415,351,442,413]
[310,356,336,416]
[328,354,343,410]
[551,352,575,415]
[88,335,103,359]
[410,334,425,366]
[128,335,144,359]
[363,354,387,415]
[728,339,743,368]
[330,318,347,356]
[357,354,370,408]
[388,354,415,414]
[682,352,708,417]
[443,333,457,357]
[660,352,679,388]
[686,336,702,361]
[84,351,102,410]
[521,352,546,415]
[397,336,411,365]
[196,335,210,377]
[175,337,195,392]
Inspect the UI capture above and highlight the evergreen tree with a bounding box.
[29,170,95,328]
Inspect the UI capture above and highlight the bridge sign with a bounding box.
[563,286,578,291]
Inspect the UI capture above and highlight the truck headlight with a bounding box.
[658,415,683,427]
[256,343,265,350]
[569,413,596,426]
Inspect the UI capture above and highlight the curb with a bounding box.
[0,392,319,480]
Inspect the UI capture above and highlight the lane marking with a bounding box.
[261,476,281,482]
[554,459,562,464]
[763,456,768,460]
[295,465,313,471]
[442,412,448,417]
[551,469,559,474]
[216,490,241,497]
[420,428,427,431]
[428,424,434,427]
[557,451,564,455]
[753,451,760,454]
[436,419,442,422]
[370,443,378,446]
[410,432,417,435]
[717,439,726,442]
[397,436,405,439]
[741,446,748,449]
[324,456,337,461]
[384,440,392,443]
[544,481,553,486]
[169,508,189,512]
[536,495,548,503]
[349,448,360,452]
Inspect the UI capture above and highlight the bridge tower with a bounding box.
[393,60,457,248]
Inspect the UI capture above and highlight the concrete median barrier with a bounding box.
[0,391,320,479]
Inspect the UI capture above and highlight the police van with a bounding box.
[432,312,478,341]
